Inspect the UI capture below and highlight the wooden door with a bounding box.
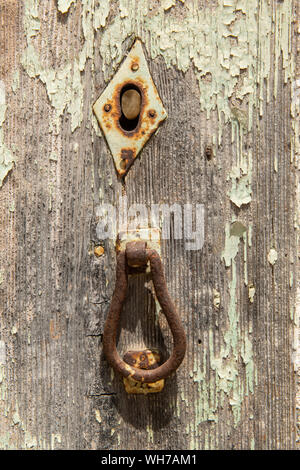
[0,0,298,450]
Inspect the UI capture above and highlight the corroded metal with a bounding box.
[125,240,147,268]
[123,350,164,394]
[93,40,167,177]
[116,228,161,274]
[102,241,186,383]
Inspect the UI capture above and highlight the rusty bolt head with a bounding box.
[131,62,139,72]
[94,245,104,257]
[104,103,111,112]
[148,109,156,118]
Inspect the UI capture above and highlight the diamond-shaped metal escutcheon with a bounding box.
[93,40,167,177]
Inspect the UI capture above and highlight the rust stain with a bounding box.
[93,40,167,178]
[99,77,158,155]
[148,109,156,119]
[123,349,164,394]
[120,147,135,173]
[93,39,167,178]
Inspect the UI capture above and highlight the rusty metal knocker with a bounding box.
[103,241,186,384]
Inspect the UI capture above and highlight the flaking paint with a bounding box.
[20,0,294,137]
[24,0,40,39]
[0,81,14,187]
[57,0,75,14]
[21,45,83,133]
[268,248,278,266]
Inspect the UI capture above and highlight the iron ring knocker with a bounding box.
[103,241,187,384]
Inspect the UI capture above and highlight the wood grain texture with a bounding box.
[0,0,298,449]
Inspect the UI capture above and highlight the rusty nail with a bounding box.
[102,241,186,383]
[148,109,156,118]
[131,62,139,72]
[104,103,111,112]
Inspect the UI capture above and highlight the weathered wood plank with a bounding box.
[0,0,298,449]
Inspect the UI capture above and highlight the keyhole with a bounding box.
[119,84,141,132]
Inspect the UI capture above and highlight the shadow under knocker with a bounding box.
[99,241,186,431]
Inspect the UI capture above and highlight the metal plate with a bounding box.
[93,40,167,177]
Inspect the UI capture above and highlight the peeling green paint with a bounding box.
[241,334,254,395]
[100,1,255,144]
[213,289,220,309]
[11,326,17,335]
[12,409,20,426]
[192,347,219,429]
[12,70,20,94]
[274,153,278,173]
[212,261,254,427]
[98,0,293,130]
[93,0,110,29]
[0,341,9,448]
[248,225,252,248]
[95,408,102,423]
[21,0,294,140]
[217,218,255,427]
[267,248,278,266]
[0,81,14,187]
[24,0,40,39]
[222,221,246,267]
[192,247,254,431]
[248,284,255,303]
[243,231,248,285]
[229,173,252,208]
[230,221,247,238]
[22,0,113,133]
[57,0,75,14]
[228,123,253,208]
[21,45,83,133]
[289,271,293,288]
